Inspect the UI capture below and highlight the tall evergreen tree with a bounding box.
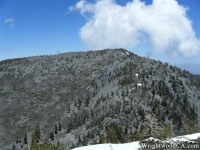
[55,124,58,134]
[34,125,41,143]
[24,133,28,145]
[50,132,54,141]
[58,122,62,131]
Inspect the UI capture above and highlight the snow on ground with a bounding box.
[126,52,129,55]
[143,137,161,142]
[176,133,200,140]
[72,141,140,150]
[163,133,200,144]
[71,133,200,150]
[171,137,189,142]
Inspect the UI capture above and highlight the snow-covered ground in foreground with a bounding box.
[71,133,200,150]
[177,133,200,140]
[165,133,200,143]
[72,141,140,150]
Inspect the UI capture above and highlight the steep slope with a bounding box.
[0,49,199,149]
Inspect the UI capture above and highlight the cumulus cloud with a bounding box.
[69,0,200,57]
[4,18,15,28]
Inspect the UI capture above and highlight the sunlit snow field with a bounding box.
[72,133,200,150]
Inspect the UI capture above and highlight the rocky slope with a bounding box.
[0,49,199,149]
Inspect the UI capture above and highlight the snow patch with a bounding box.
[72,142,140,150]
[72,133,200,150]
[177,133,200,140]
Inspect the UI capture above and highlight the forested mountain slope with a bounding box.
[0,49,199,149]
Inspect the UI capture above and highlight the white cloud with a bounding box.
[70,0,200,57]
[4,18,15,28]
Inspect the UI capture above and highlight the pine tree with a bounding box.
[57,140,60,147]
[78,136,82,143]
[15,135,19,144]
[19,135,21,143]
[78,99,82,107]
[99,135,105,144]
[125,125,128,134]
[85,97,89,106]
[34,125,41,143]
[31,133,37,147]
[55,124,58,134]
[50,132,54,141]
[106,127,118,143]
[58,122,62,131]
[12,144,16,150]
[24,133,28,145]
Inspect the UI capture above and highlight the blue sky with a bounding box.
[0,0,200,74]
